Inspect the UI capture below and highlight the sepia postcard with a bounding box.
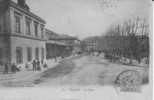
[0,0,152,100]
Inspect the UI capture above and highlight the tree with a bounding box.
[104,16,149,64]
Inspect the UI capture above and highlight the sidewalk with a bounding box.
[0,55,81,86]
[0,59,59,83]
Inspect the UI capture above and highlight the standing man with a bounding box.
[36,60,41,71]
[11,63,17,73]
[32,60,36,71]
[4,63,9,74]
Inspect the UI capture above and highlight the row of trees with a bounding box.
[106,16,149,36]
[102,17,149,63]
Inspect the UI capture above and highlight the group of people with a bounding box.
[3,63,19,74]
[32,59,41,71]
[1,59,48,74]
[32,59,48,71]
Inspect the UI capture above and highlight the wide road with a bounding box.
[35,56,148,86]
[0,55,151,100]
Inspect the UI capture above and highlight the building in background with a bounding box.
[0,0,46,70]
[46,29,81,59]
[83,36,99,53]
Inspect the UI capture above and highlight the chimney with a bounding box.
[17,0,29,11]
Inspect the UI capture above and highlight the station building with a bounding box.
[0,0,46,70]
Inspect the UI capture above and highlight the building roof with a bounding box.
[45,29,78,40]
[46,40,68,46]
[6,0,46,24]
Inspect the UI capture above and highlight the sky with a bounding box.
[13,0,151,39]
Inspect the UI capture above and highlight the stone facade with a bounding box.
[0,0,46,70]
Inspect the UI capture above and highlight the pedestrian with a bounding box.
[43,63,48,68]
[41,59,44,64]
[32,60,37,71]
[25,63,29,69]
[4,63,9,74]
[11,63,17,73]
[37,60,41,71]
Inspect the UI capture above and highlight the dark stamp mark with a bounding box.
[115,70,142,92]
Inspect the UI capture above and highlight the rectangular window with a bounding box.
[0,24,2,32]
[3,15,7,32]
[0,18,2,32]
[41,25,44,38]
[0,48,3,64]
[27,47,32,62]
[34,22,38,37]
[41,48,44,61]
[15,15,21,33]
[26,18,31,35]
[16,47,23,64]
[35,48,39,60]
[0,48,3,60]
